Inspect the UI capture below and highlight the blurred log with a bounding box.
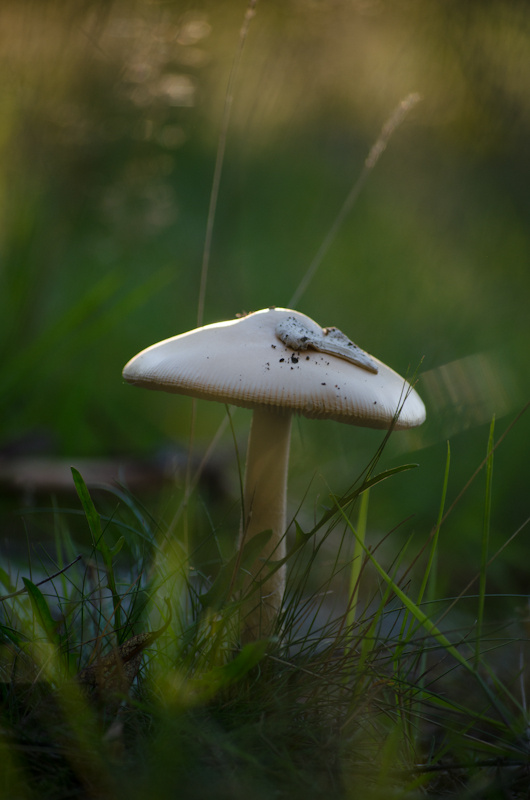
[0,452,226,501]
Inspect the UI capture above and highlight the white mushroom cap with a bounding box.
[123,307,425,431]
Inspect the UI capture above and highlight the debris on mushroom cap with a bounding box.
[122,307,426,430]
[275,315,378,373]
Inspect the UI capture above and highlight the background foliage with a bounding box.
[1,0,530,596]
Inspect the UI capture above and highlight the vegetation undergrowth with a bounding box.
[2,412,530,800]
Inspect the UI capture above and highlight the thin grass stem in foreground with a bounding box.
[475,414,495,670]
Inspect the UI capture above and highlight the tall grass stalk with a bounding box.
[422,441,451,608]
[405,443,451,749]
[183,0,258,563]
[346,487,370,632]
[394,445,450,703]
[475,415,495,671]
[289,93,422,308]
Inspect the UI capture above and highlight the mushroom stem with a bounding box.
[239,406,292,641]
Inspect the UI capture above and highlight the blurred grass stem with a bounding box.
[420,441,451,608]
[0,554,82,602]
[289,93,422,308]
[346,487,370,632]
[475,415,495,670]
[184,1,259,545]
[196,0,258,329]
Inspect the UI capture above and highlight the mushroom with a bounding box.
[122,307,425,640]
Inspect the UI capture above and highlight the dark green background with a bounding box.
[2,0,530,595]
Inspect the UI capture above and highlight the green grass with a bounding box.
[2,421,530,800]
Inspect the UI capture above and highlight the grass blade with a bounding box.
[22,577,59,647]
[346,487,370,630]
[475,416,495,670]
[71,467,122,637]
[423,440,451,607]
[416,442,451,605]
